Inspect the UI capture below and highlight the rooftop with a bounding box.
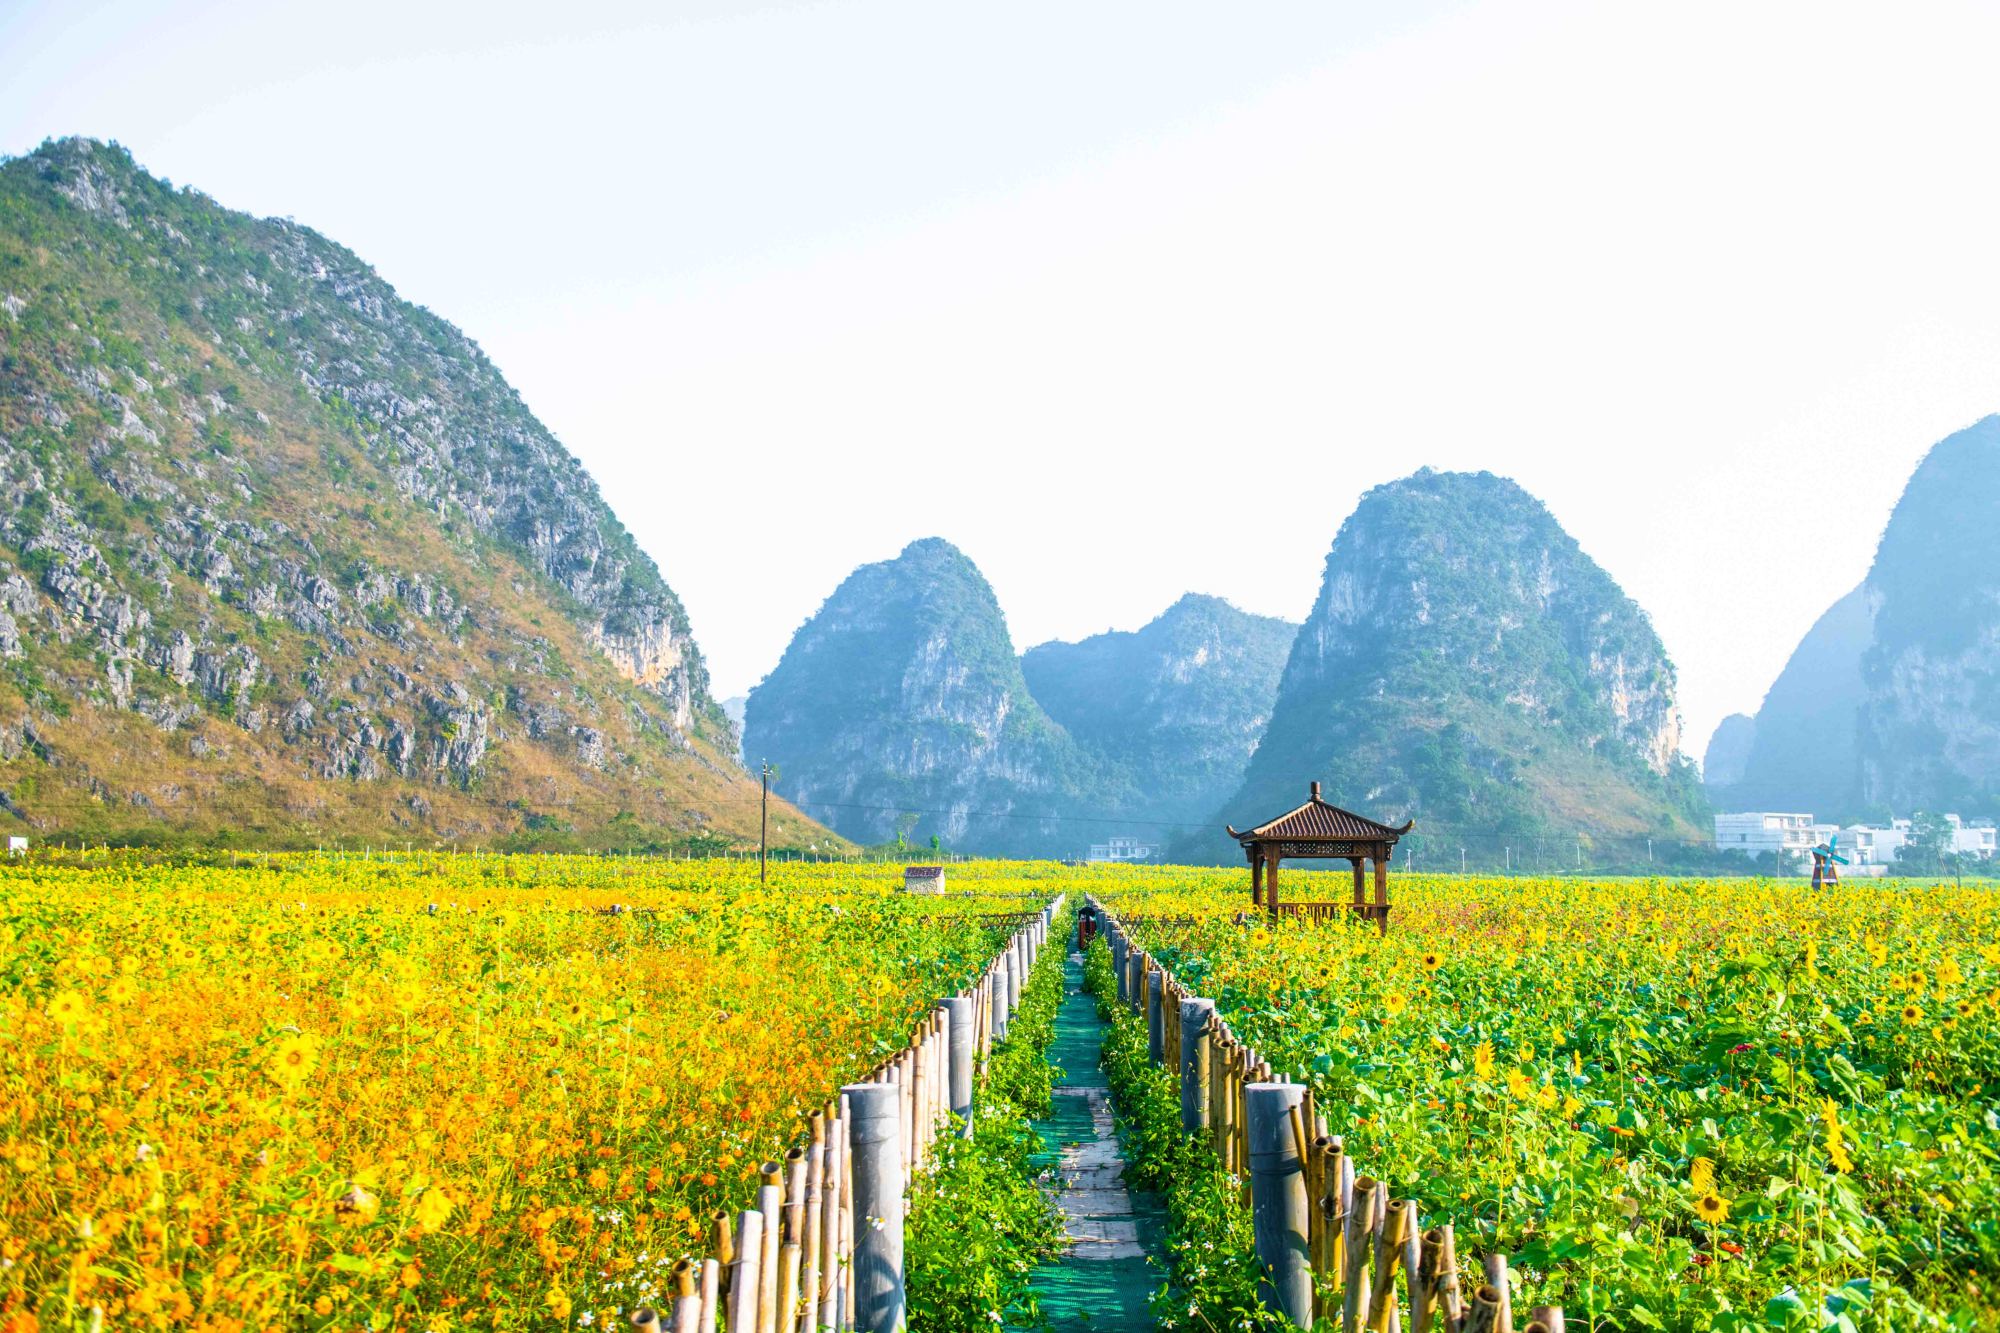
[1228,783,1413,842]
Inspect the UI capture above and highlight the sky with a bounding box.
[7,0,2000,758]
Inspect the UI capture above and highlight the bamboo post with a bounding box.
[728,1210,763,1333]
[844,1083,905,1332]
[758,1169,783,1333]
[782,1151,808,1332]
[803,1118,824,1331]
[672,1260,696,1311]
[991,957,1011,1042]
[942,996,974,1134]
[1247,1082,1312,1328]
[631,1307,662,1332]
[1179,998,1216,1132]
[712,1213,735,1300]
[1364,1196,1408,1332]
[1527,1310,1564,1333]
[1342,1176,1379,1333]
[1482,1255,1512,1333]
[699,1258,720,1333]
[819,1115,843,1332]
[1465,1286,1505,1333]
[1146,969,1165,1063]
[1399,1201,1422,1328]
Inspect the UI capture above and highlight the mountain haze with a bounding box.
[1202,469,1703,859]
[1705,417,2000,821]
[744,538,1109,855]
[1704,586,1869,817]
[0,138,823,848]
[1858,416,2000,814]
[1023,594,1294,831]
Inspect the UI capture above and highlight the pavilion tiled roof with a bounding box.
[1227,783,1413,842]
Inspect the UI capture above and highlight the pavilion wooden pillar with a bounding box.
[1251,851,1264,906]
[1350,857,1365,907]
[1372,852,1390,935]
[1266,851,1281,916]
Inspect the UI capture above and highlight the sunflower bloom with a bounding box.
[1690,1156,1715,1194]
[267,1033,320,1085]
[1695,1192,1730,1224]
[1822,1099,1854,1174]
[1473,1040,1495,1079]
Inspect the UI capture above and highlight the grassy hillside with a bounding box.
[0,138,830,850]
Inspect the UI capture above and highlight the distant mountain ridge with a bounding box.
[1023,593,1294,831]
[745,541,1298,856]
[0,137,822,848]
[1198,468,1704,859]
[1703,586,1869,816]
[744,538,1107,855]
[1859,417,2000,813]
[1705,416,2000,821]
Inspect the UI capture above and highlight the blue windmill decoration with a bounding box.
[1810,834,1849,887]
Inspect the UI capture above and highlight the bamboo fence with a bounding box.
[632,895,1063,1332]
[1092,897,1566,1333]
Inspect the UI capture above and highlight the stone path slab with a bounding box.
[1014,951,1166,1331]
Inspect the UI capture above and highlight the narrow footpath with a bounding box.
[1020,950,1166,1331]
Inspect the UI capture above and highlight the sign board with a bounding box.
[903,865,946,894]
[5,837,25,857]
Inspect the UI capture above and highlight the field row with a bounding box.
[2,855,1067,1330]
[1095,874,2000,1330]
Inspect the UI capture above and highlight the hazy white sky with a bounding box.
[8,0,2000,757]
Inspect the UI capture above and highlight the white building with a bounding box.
[1952,817,1997,860]
[1839,824,1904,868]
[1713,812,1817,862]
[1087,836,1157,864]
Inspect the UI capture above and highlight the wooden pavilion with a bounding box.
[1227,782,1414,932]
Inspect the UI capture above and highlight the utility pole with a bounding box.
[1460,847,1466,874]
[759,760,771,883]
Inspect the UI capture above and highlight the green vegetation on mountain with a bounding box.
[744,538,1110,856]
[1199,469,1704,859]
[1023,594,1294,831]
[0,137,824,849]
[1860,415,2000,814]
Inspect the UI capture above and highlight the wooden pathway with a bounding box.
[1016,951,1165,1330]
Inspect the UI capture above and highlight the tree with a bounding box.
[1896,811,1958,877]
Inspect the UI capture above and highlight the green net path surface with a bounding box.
[1018,950,1167,1331]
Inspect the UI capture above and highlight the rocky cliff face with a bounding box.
[0,138,819,847]
[1203,469,1701,856]
[1023,594,1295,830]
[1859,416,2000,813]
[1705,585,1870,817]
[744,538,1114,856]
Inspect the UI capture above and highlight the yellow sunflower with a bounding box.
[1695,1192,1730,1224]
[46,990,88,1025]
[268,1032,320,1085]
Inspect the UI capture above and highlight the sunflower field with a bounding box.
[0,852,1063,1332]
[1099,873,2000,1331]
